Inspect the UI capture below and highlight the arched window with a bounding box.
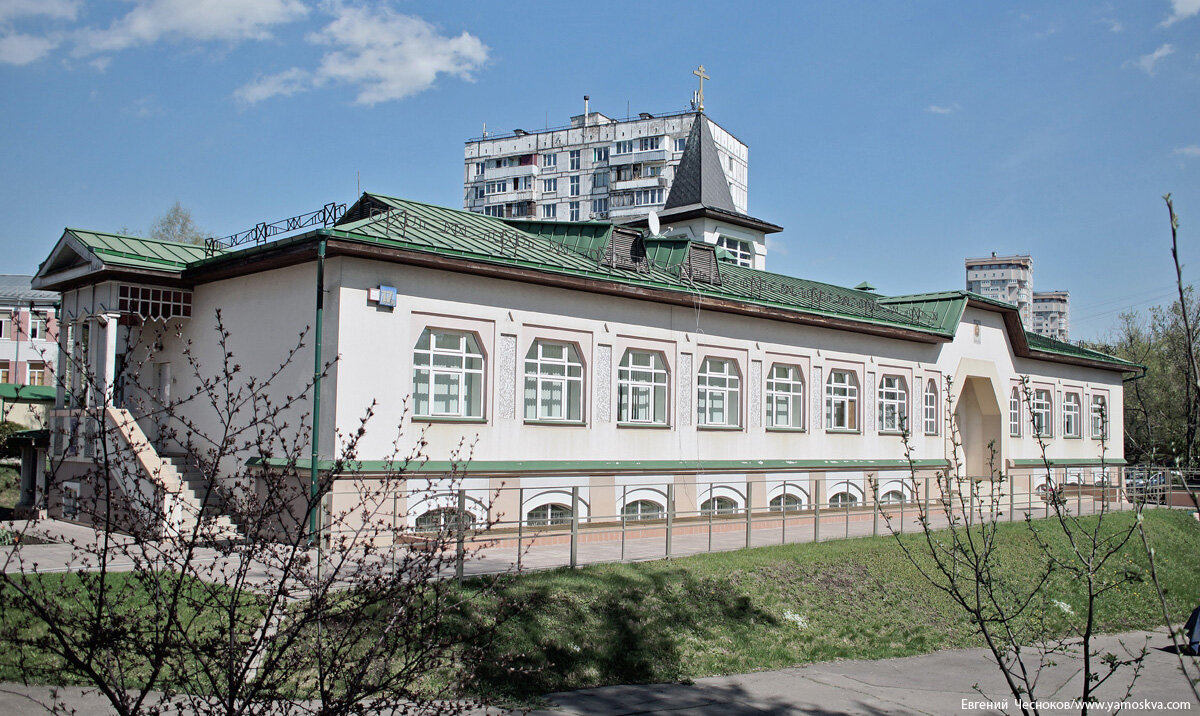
[617,350,669,424]
[769,494,805,512]
[526,503,572,526]
[700,497,738,515]
[767,364,804,429]
[825,370,859,431]
[414,507,472,533]
[413,328,484,418]
[1032,389,1053,437]
[622,499,664,521]
[829,492,858,508]
[880,490,906,504]
[878,375,908,433]
[1090,395,1108,439]
[1063,393,1081,438]
[923,379,938,435]
[1009,387,1022,437]
[697,357,741,427]
[524,341,584,421]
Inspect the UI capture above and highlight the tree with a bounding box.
[0,314,515,715]
[148,202,207,245]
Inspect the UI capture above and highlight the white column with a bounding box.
[98,313,120,405]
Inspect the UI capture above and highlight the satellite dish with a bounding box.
[647,211,661,236]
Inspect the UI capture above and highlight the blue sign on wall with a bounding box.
[378,285,397,308]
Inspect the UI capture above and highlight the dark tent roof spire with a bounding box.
[663,115,737,213]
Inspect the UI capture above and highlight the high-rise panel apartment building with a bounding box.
[965,254,1034,328]
[463,105,748,227]
[1032,291,1070,342]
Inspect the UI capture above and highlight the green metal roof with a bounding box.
[54,193,1138,372]
[66,228,211,270]
[0,384,56,403]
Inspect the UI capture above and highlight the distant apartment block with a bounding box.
[0,275,59,387]
[463,105,748,225]
[965,253,1034,328]
[1032,290,1070,342]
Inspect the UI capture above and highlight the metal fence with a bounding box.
[321,472,1193,579]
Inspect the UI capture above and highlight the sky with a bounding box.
[1,1,1198,341]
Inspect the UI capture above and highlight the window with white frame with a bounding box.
[474,162,484,175]
[483,206,504,218]
[485,180,507,194]
[674,137,687,152]
[543,178,557,193]
[1032,389,1053,437]
[515,176,532,190]
[825,370,859,430]
[0,314,8,339]
[524,340,583,422]
[413,329,484,419]
[0,362,10,383]
[569,176,580,197]
[716,236,753,267]
[542,153,557,167]
[1091,395,1108,439]
[29,315,45,341]
[880,490,906,504]
[615,140,633,155]
[923,379,938,435]
[878,375,908,433]
[766,363,804,429]
[541,204,557,219]
[591,198,608,215]
[593,147,609,162]
[1009,387,1021,437]
[617,349,669,424]
[593,171,609,189]
[829,492,858,508]
[697,357,741,427]
[414,507,472,533]
[569,150,580,170]
[526,503,571,526]
[622,499,663,521]
[27,362,46,386]
[638,136,661,151]
[474,187,484,200]
[1063,393,1081,437]
[569,201,580,221]
[700,497,738,515]
[769,494,804,512]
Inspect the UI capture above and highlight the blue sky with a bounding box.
[2,1,1198,340]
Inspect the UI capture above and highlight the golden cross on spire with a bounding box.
[693,65,710,112]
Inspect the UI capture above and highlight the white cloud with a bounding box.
[75,0,308,54]
[925,103,961,115]
[1162,0,1200,27]
[1128,44,1174,75]
[235,5,489,106]
[1103,17,1123,33]
[0,31,57,64]
[1175,144,1200,157]
[234,67,310,103]
[0,0,79,22]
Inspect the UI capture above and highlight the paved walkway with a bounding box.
[527,629,1198,715]
[0,630,1192,714]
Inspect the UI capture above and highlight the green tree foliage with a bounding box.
[148,201,206,245]
[1083,289,1200,465]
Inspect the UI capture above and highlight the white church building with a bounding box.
[30,116,1138,535]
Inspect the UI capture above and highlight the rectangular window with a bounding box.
[638,136,661,151]
[716,237,753,267]
[542,204,557,219]
[593,171,609,188]
[485,180,507,194]
[413,328,484,419]
[923,381,938,435]
[0,362,9,383]
[1032,389,1053,437]
[766,364,804,429]
[542,153,557,167]
[1091,395,1108,439]
[542,178,557,193]
[475,187,484,200]
[1063,393,1081,438]
[0,315,7,339]
[615,140,633,155]
[569,176,580,196]
[568,201,580,221]
[515,176,531,190]
[674,137,687,152]
[591,198,608,216]
[618,350,669,425]
[1009,388,1021,437]
[593,147,609,162]
[475,162,484,175]
[877,375,908,433]
[633,188,663,206]
[484,206,504,218]
[27,361,46,386]
[569,150,580,170]
[825,370,859,431]
[697,357,741,427]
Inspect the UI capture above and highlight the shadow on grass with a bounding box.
[452,564,778,701]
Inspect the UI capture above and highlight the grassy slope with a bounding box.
[456,509,1200,699]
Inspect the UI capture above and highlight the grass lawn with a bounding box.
[0,509,1195,703]
[0,466,18,512]
[453,508,1200,700]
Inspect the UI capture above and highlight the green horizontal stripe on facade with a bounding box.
[1009,458,1127,467]
[246,457,952,474]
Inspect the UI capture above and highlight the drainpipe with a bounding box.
[310,237,326,542]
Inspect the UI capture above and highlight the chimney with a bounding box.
[584,95,590,126]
